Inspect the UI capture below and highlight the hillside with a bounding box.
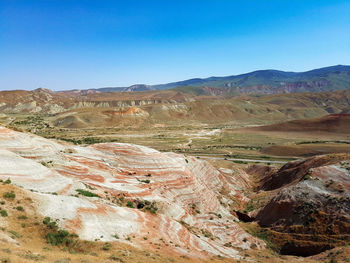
[251,154,350,256]
[252,114,350,134]
[0,127,350,262]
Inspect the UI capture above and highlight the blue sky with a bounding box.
[0,0,349,91]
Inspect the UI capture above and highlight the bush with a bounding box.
[102,243,112,251]
[43,217,58,230]
[43,216,78,247]
[45,230,71,246]
[141,179,150,184]
[3,179,11,185]
[0,210,8,217]
[76,189,99,198]
[8,230,21,238]
[16,206,24,211]
[126,201,134,208]
[144,201,158,214]
[3,192,15,199]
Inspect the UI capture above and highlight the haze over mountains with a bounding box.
[74,65,350,94]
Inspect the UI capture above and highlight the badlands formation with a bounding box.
[0,126,263,260]
[0,125,350,262]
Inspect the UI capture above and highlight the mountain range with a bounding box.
[75,65,350,95]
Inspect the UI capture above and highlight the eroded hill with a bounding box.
[0,127,349,262]
[0,126,263,262]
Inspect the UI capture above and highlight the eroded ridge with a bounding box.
[0,126,264,259]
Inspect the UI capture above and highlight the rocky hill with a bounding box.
[1,88,349,129]
[246,154,350,257]
[0,126,263,261]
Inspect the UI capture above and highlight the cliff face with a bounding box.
[0,126,263,259]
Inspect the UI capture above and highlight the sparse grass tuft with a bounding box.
[8,230,21,238]
[102,242,112,251]
[109,255,125,262]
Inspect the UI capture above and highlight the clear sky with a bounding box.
[1,0,349,91]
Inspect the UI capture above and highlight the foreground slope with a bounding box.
[0,127,263,260]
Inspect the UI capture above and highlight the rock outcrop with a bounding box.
[253,154,350,256]
[0,127,263,259]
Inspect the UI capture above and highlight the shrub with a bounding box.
[43,218,79,247]
[3,179,11,185]
[43,217,58,230]
[8,230,21,238]
[76,189,99,198]
[304,174,311,180]
[109,255,125,262]
[0,210,8,217]
[16,206,24,211]
[201,229,212,238]
[45,230,71,246]
[102,243,112,251]
[3,192,15,200]
[144,202,158,214]
[0,257,10,263]
[141,179,150,184]
[126,201,134,208]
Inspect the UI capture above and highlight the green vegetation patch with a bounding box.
[0,210,8,217]
[76,189,99,198]
[60,137,119,145]
[8,230,21,238]
[3,191,15,200]
[43,217,78,246]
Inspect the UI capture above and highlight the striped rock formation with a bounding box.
[0,126,264,259]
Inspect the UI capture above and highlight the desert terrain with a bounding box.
[0,79,349,263]
[2,0,350,260]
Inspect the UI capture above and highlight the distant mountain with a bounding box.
[96,84,155,93]
[65,65,350,95]
[161,65,350,94]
